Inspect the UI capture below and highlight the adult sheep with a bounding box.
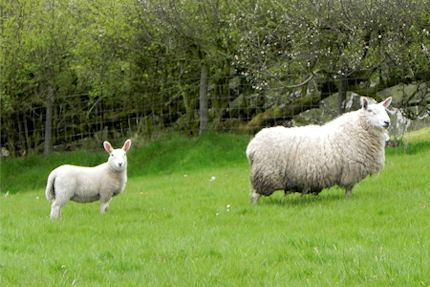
[45,139,131,219]
[246,97,392,203]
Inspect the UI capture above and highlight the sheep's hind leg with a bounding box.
[284,190,293,197]
[100,198,112,214]
[344,186,354,198]
[250,189,261,204]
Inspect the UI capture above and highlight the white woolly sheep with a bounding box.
[45,139,132,219]
[246,97,392,203]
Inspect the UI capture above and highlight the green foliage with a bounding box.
[1,0,429,155]
[1,130,430,285]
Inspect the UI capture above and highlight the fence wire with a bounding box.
[1,73,429,157]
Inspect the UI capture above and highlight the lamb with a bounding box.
[246,97,392,203]
[45,139,132,219]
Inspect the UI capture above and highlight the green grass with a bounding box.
[0,133,251,193]
[1,129,430,286]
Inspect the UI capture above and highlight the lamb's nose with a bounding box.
[383,121,390,128]
[118,162,123,167]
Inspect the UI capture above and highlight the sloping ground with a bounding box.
[0,128,429,285]
[0,133,251,194]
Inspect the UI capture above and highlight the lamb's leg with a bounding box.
[250,189,261,204]
[100,198,112,214]
[49,182,73,219]
[50,200,66,219]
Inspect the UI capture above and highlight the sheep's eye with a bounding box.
[110,154,113,157]
[367,109,373,112]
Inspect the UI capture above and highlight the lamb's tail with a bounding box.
[45,171,56,201]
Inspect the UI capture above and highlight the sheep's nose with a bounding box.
[383,121,390,128]
[118,162,123,167]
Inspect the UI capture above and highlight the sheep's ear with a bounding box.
[103,141,113,153]
[381,97,392,108]
[122,139,132,152]
[360,97,369,110]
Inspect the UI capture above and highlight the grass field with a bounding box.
[1,129,429,286]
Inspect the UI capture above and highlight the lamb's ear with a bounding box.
[103,141,113,153]
[360,97,369,110]
[122,139,132,152]
[381,97,392,108]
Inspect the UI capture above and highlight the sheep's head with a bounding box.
[361,97,392,130]
[104,139,132,172]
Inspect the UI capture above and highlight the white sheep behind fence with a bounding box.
[45,139,132,219]
[246,97,392,203]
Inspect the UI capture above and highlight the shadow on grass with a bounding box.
[260,191,345,207]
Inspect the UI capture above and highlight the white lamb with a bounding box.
[45,139,132,219]
[246,97,392,203]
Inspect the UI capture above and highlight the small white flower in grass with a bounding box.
[226,204,231,212]
[4,191,9,197]
[35,196,39,200]
[314,247,320,255]
[184,174,188,177]
[210,176,216,182]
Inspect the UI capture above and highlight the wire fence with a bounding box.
[1,73,429,157]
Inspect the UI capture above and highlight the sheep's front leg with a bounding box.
[100,197,112,214]
[301,188,310,197]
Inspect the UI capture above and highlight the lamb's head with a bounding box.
[360,97,392,130]
[103,139,132,172]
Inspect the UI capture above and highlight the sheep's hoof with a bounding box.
[250,192,260,204]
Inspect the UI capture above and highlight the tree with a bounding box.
[145,0,236,134]
[1,0,428,156]
[230,0,430,127]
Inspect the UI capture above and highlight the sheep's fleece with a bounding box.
[246,97,392,203]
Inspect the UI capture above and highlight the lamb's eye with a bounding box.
[110,154,113,157]
[367,109,373,113]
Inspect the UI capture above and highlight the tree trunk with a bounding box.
[338,77,347,115]
[5,118,16,157]
[23,115,31,151]
[17,113,24,154]
[199,63,209,135]
[43,87,54,156]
